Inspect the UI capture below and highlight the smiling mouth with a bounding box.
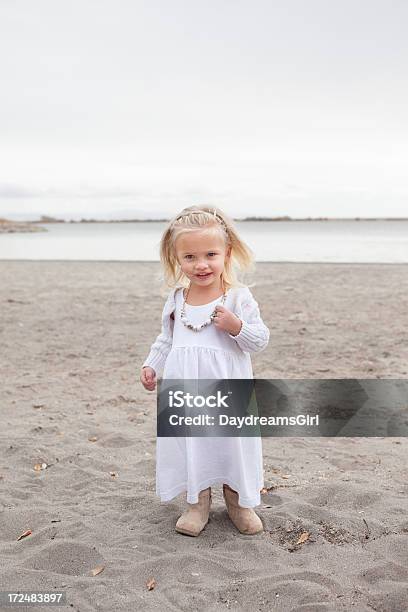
[195,272,213,278]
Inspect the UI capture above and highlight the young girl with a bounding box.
[140,206,270,536]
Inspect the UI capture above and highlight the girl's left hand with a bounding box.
[213,305,242,336]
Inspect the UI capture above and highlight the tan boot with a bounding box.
[223,484,263,535]
[175,487,212,536]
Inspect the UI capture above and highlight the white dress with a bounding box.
[156,288,265,508]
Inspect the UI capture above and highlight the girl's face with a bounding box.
[175,228,231,289]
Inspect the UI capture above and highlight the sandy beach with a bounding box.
[1,260,407,611]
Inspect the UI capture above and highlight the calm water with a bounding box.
[0,220,407,263]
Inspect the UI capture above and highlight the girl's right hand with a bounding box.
[140,366,157,391]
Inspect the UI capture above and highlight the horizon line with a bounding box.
[3,215,408,224]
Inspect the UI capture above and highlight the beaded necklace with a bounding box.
[180,282,227,332]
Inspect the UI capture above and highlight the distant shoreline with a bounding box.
[1,216,408,234]
[0,219,47,234]
[22,215,408,224]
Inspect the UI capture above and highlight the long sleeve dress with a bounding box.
[142,285,270,508]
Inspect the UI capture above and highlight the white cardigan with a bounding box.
[142,286,270,375]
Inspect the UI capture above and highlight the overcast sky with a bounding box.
[0,0,407,220]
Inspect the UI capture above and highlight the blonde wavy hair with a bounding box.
[159,205,255,290]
